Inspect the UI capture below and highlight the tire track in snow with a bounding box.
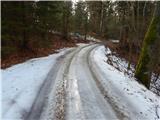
[66,44,119,120]
[40,44,92,120]
[25,44,129,120]
[87,46,130,120]
[25,49,74,120]
[53,44,91,120]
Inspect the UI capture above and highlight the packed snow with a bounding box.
[109,39,120,43]
[1,48,72,119]
[1,43,160,120]
[90,46,160,120]
[65,44,118,120]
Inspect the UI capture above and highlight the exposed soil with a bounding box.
[1,34,89,69]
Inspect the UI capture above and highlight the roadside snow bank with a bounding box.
[1,48,72,119]
[106,48,135,78]
[105,47,160,96]
[91,46,160,120]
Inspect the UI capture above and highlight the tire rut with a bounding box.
[24,49,74,120]
[53,44,93,120]
[86,45,130,120]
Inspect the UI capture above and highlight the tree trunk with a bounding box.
[136,1,139,40]
[99,1,104,35]
[62,10,68,40]
[84,8,88,41]
[128,2,136,69]
[22,2,28,50]
[135,2,160,88]
[142,1,147,28]
[127,42,132,70]
[62,2,70,40]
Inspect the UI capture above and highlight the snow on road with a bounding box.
[1,48,73,119]
[90,45,160,120]
[66,44,118,120]
[1,43,160,120]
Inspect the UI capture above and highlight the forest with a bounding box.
[1,1,160,119]
[2,1,160,93]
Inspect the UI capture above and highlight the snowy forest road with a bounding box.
[24,43,159,120]
[25,43,121,120]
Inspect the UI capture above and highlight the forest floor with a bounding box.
[1,34,89,69]
[2,43,160,120]
[105,41,139,65]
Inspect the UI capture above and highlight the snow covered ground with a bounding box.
[105,48,135,78]
[70,33,101,42]
[86,35,101,42]
[105,47,160,96]
[1,48,73,119]
[90,46,160,120]
[1,43,160,120]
